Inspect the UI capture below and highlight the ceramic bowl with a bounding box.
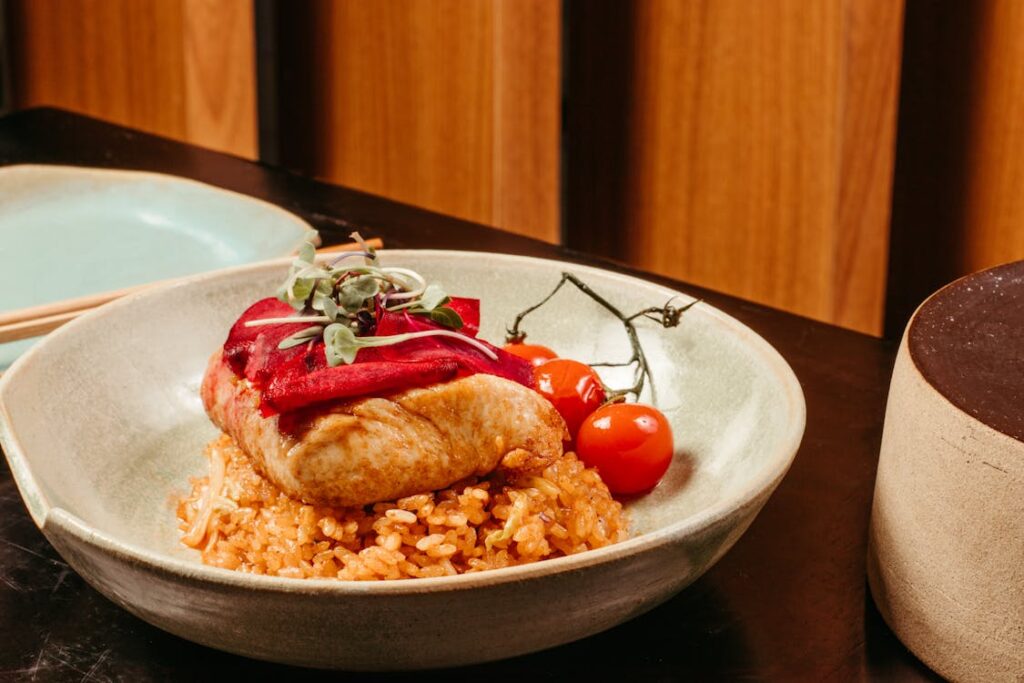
[0,251,805,670]
[868,261,1024,682]
[0,164,313,368]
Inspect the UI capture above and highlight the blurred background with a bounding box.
[2,0,1022,337]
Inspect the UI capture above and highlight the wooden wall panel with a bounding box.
[958,1,1024,273]
[181,0,258,157]
[280,0,560,243]
[493,0,561,238]
[886,1,1024,335]
[309,1,496,226]
[626,1,843,324]
[835,0,907,332]
[8,0,257,159]
[566,0,905,334]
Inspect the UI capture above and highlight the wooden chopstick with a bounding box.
[0,238,383,344]
[315,238,383,255]
[0,310,83,343]
[0,285,141,329]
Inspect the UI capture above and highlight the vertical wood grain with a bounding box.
[626,1,842,323]
[567,0,904,334]
[278,0,560,243]
[886,1,1024,334]
[959,1,1024,273]
[834,0,905,331]
[310,1,496,227]
[8,0,256,159]
[493,0,561,239]
[181,0,258,157]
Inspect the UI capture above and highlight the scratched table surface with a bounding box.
[0,109,941,682]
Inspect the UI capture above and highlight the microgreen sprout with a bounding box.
[245,230,469,366]
[328,251,376,267]
[505,273,699,401]
[324,324,497,366]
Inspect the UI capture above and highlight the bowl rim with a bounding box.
[0,249,806,594]
[0,162,312,247]
[0,163,314,369]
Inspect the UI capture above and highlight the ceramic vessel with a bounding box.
[868,261,1024,682]
[0,251,805,669]
[0,164,312,368]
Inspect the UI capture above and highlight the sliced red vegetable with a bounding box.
[376,310,534,388]
[503,342,558,367]
[224,294,533,414]
[533,359,606,439]
[576,403,674,495]
[261,358,460,415]
[243,325,322,385]
[223,298,298,376]
[444,297,480,336]
[246,332,338,387]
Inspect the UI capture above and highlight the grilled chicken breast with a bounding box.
[200,351,568,506]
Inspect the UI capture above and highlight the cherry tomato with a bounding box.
[503,342,558,367]
[576,403,673,495]
[533,359,606,438]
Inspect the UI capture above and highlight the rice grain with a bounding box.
[177,434,626,581]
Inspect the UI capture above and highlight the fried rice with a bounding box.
[177,434,627,580]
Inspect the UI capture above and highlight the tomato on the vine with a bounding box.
[576,403,673,495]
[533,359,606,439]
[503,342,558,367]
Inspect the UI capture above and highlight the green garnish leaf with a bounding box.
[427,306,464,330]
[269,232,470,348]
[321,297,340,321]
[353,274,381,298]
[297,239,316,264]
[338,275,380,312]
[310,280,336,313]
[324,323,360,366]
[291,277,316,302]
[418,283,448,312]
[278,325,324,350]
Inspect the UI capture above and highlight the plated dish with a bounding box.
[0,164,312,368]
[177,234,688,580]
[0,249,805,668]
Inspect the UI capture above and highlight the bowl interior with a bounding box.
[0,251,803,574]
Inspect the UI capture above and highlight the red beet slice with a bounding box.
[262,359,460,414]
[245,333,330,386]
[446,297,480,336]
[223,294,530,415]
[375,310,534,387]
[223,298,300,376]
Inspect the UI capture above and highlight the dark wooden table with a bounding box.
[0,109,939,681]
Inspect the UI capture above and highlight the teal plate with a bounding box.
[0,165,313,368]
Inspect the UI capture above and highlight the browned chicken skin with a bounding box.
[200,351,568,506]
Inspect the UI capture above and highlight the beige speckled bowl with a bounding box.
[0,251,805,669]
[868,261,1024,682]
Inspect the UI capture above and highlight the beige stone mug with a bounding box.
[868,261,1024,682]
